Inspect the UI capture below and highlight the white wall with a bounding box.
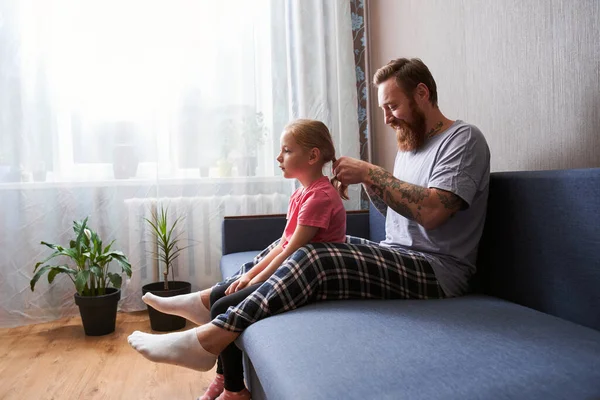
[368,0,600,172]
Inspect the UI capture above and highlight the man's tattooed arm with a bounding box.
[366,166,465,229]
[363,184,388,217]
[436,189,466,213]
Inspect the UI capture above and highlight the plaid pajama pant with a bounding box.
[212,235,446,332]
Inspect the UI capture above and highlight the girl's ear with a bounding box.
[308,147,321,165]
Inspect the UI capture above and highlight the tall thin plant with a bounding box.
[144,205,189,290]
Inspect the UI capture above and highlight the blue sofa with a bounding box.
[220,168,600,400]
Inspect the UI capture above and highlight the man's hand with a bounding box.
[225,273,253,295]
[332,157,371,185]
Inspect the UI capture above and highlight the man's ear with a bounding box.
[415,83,430,103]
[308,147,321,165]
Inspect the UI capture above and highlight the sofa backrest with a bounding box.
[222,211,370,255]
[477,168,600,331]
[369,203,386,243]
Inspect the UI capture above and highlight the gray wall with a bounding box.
[368,0,600,172]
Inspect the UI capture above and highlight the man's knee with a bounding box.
[288,243,341,266]
[288,244,316,264]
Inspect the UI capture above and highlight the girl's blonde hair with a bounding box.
[284,119,349,200]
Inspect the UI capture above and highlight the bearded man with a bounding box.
[334,58,490,297]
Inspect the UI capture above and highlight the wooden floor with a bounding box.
[0,312,216,400]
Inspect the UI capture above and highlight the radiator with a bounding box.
[120,193,289,311]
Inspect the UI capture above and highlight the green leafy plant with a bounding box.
[30,217,132,296]
[217,107,268,158]
[144,206,190,290]
[236,110,268,153]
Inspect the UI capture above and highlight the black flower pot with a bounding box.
[142,281,192,331]
[74,288,121,336]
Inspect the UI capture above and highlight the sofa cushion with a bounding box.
[237,295,600,400]
[369,202,386,243]
[477,168,600,331]
[220,251,259,279]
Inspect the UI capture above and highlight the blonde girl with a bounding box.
[131,119,348,400]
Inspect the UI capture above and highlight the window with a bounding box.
[29,0,280,181]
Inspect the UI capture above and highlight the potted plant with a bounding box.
[112,121,139,179]
[142,205,192,331]
[30,217,132,336]
[217,106,268,176]
[235,110,268,176]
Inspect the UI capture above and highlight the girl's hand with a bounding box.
[248,276,266,286]
[225,273,252,295]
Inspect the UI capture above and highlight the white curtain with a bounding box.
[0,0,360,328]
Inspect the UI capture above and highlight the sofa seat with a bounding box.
[222,252,600,399]
[234,295,600,400]
[221,251,259,278]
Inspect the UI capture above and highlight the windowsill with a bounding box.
[0,175,288,190]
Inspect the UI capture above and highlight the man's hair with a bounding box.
[284,119,348,200]
[373,58,438,107]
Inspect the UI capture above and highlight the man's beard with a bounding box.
[393,100,427,152]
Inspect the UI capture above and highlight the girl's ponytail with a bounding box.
[330,157,349,200]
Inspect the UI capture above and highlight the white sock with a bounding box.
[128,328,217,372]
[142,291,211,325]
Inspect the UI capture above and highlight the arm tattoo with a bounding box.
[388,196,421,224]
[436,190,465,214]
[363,184,387,217]
[368,167,427,224]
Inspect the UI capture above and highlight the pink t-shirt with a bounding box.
[282,176,346,249]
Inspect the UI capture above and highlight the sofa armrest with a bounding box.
[222,210,371,255]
